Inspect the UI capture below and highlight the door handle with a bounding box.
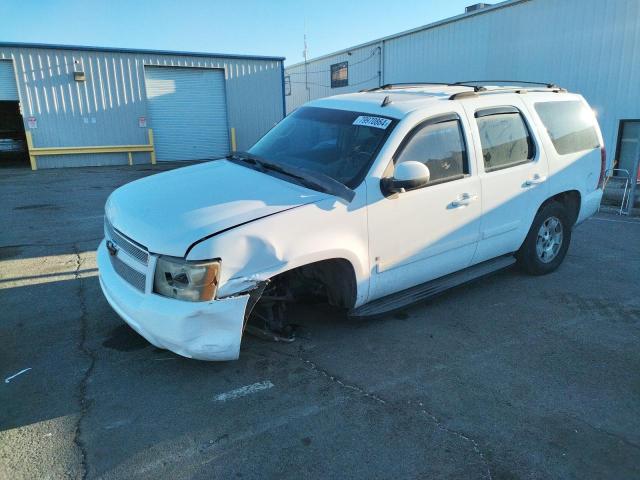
[524,174,547,186]
[451,193,478,208]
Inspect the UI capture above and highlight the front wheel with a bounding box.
[516,202,572,275]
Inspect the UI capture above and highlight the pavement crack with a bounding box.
[265,346,386,405]
[569,415,640,452]
[300,356,388,405]
[267,346,492,479]
[72,246,96,480]
[410,399,493,480]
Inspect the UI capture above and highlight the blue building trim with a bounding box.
[0,41,285,62]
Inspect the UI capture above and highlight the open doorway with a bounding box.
[0,101,29,167]
[615,120,640,182]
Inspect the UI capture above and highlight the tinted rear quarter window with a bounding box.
[534,101,600,155]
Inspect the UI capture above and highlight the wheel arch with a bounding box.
[539,190,581,226]
[264,257,359,309]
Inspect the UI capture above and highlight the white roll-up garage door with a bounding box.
[144,66,230,161]
[0,61,19,101]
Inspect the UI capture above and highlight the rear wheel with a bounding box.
[517,202,572,275]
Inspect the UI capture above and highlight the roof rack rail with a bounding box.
[449,91,480,100]
[362,80,562,93]
[361,82,449,92]
[451,80,561,89]
[449,85,567,100]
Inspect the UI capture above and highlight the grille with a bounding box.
[110,254,146,292]
[105,219,149,265]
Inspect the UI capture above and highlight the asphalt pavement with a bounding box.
[1,163,639,479]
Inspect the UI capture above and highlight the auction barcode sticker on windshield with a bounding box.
[353,116,392,130]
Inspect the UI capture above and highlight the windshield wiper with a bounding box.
[228,152,267,170]
[229,152,355,202]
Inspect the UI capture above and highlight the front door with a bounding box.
[461,98,550,264]
[366,110,482,301]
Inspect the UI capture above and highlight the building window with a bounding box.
[330,62,348,88]
[284,75,291,96]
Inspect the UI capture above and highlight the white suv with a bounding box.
[98,82,605,361]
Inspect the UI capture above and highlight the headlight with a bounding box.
[153,256,221,302]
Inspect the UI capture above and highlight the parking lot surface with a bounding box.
[1,163,639,479]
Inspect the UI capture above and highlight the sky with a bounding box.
[0,0,475,65]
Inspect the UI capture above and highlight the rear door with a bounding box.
[462,97,550,264]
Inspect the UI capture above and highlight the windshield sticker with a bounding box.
[353,116,392,130]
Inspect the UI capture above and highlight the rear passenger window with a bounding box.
[534,101,600,155]
[476,108,535,172]
[396,118,468,185]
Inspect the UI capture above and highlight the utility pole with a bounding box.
[303,20,310,101]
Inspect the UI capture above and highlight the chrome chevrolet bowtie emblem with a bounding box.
[106,240,118,256]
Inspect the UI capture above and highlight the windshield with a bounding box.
[248,106,395,188]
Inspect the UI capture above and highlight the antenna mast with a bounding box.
[303,20,310,101]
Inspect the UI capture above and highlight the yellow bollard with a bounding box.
[230,127,237,152]
[148,129,156,165]
[25,131,37,170]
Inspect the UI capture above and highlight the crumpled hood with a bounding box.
[106,160,327,257]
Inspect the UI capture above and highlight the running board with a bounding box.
[350,255,516,318]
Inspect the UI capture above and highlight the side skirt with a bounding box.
[349,255,516,319]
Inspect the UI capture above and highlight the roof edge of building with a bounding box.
[285,0,530,69]
[0,41,285,62]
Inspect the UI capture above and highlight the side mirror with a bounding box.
[381,161,430,194]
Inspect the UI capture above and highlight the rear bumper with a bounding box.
[97,240,250,361]
[576,189,603,226]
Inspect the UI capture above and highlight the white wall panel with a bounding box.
[286,43,381,114]
[0,45,285,168]
[285,0,640,163]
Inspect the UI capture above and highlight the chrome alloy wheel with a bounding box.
[536,216,563,263]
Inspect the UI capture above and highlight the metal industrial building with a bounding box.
[285,0,640,177]
[0,43,285,169]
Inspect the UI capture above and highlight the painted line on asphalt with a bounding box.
[214,381,274,402]
[4,368,32,384]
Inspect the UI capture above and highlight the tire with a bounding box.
[516,201,572,275]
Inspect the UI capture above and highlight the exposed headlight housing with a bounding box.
[153,256,221,302]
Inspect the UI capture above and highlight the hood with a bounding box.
[106,160,327,257]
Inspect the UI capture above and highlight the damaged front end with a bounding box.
[98,239,270,361]
[243,260,357,343]
[245,278,297,343]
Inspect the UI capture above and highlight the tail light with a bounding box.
[597,145,606,189]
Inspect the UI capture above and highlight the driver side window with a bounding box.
[396,118,469,185]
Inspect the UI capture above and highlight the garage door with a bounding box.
[144,66,230,161]
[0,61,19,100]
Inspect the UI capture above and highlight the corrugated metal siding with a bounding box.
[0,60,18,100]
[285,43,381,114]
[0,46,284,168]
[145,66,229,161]
[285,0,640,163]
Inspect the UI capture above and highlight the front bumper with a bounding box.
[97,240,250,361]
